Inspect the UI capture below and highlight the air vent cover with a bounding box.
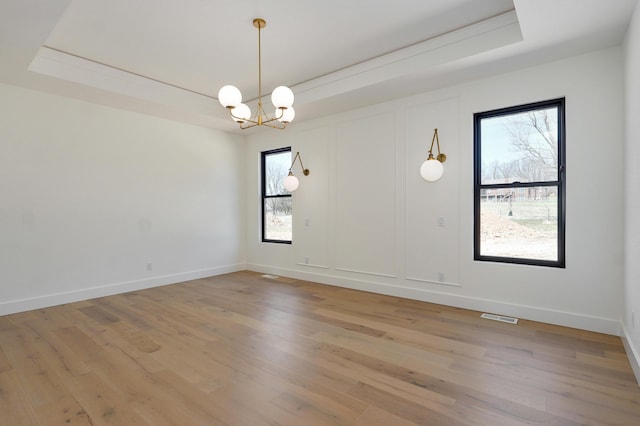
[481,313,519,324]
[261,274,280,279]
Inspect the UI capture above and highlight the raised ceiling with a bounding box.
[0,0,637,133]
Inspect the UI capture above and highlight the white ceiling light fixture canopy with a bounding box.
[218,18,295,130]
[420,128,447,182]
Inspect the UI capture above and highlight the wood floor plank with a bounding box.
[0,345,11,374]
[308,328,454,371]
[0,370,40,425]
[21,319,91,378]
[355,404,425,426]
[59,372,147,425]
[36,394,94,425]
[313,306,488,358]
[0,270,638,425]
[1,327,68,408]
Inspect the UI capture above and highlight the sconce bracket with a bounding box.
[429,128,446,163]
[290,152,310,176]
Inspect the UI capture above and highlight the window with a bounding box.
[474,98,566,267]
[261,147,292,243]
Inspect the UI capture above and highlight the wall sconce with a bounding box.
[283,151,310,192]
[420,128,446,182]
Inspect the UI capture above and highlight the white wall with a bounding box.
[0,83,246,314]
[246,47,625,335]
[623,1,640,382]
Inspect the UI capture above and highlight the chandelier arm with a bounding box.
[260,116,281,125]
[238,117,286,130]
[228,109,258,125]
[256,121,286,130]
[228,105,287,128]
[261,108,287,125]
[239,123,254,130]
[239,121,259,130]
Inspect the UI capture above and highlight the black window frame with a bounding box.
[261,147,292,244]
[473,98,566,268]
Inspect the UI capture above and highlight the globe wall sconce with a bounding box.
[283,151,309,192]
[420,128,446,182]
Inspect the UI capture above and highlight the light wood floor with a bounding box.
[1,271,639,425]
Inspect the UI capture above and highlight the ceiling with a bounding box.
[0,0,637,133]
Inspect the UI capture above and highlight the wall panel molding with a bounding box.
[334,111,398,277]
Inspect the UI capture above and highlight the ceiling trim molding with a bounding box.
[28,45,227,121]
[292,11,522,103]
[27,11,521,125]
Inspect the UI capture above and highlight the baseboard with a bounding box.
[247,263,620,336]
[621,323,640,387]
[0,263,245,316]
[4,263,622,338]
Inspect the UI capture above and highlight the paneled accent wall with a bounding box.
[294,127,330,269]
[405,98,460,286]
[246,47,625,336]
[334,113,398,278]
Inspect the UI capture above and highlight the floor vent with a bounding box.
[261,274,280,279]
[481,313,519,324]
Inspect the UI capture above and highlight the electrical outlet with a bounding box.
[437,272,444,282]
[146,262,153,271]
[304,257,309,264]
[437,217,445,227]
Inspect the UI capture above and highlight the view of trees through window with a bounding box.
[474,99,565,267]
[262,148,292,243]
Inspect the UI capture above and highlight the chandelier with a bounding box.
[217,18,295,130]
